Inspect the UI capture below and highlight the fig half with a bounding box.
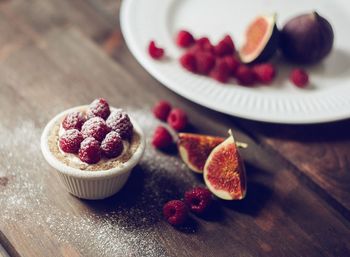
[203,132,247,200]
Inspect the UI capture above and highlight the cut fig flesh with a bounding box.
[204,135,247,200]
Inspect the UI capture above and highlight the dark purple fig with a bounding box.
[280,12,334,65]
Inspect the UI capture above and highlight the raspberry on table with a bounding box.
[290,68,309,88]
[101,131,124,158]
[148,40,165,60]
[81,117,110,142]
[163,200,188,226]
[214,35,235,57]
[59,129,84,154]
[176,30,195,48]
[210,58,230,83]
[252,63,276,84]
[78,137,101,164]
[152,126,173,149]
[62,111,86,131]
[222,56,240,76]
[87,98,111,120]
[179,52,197,73]
[167,108,188,131]
[153,100,172,121]
[236,65,256,86]
[106,110,133,140]
[184,187,212,214]
[195,51,216,75]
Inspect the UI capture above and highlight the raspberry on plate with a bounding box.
[81,117,110,142]
[252,63,276,84]
[167,108,188,131]
[222,56,240,76]
[78,137,101,164]
[87,98,111,120]
[195,37,214,53]
[210,58,230,83]
[214,35,235,57]
[176,30,195,48]
[148,40,165,60]
[62,111,86,131]
[236,65,256,86]
[195,51,216,75]
[179,52,197,73]
[59,129,84,154]
[106,110,134,140]
[152,126,173,149]
[101,131,124,158]
[153,100,172,121]
[184,187,212,214]
[290,68,309,88]
[163,200,188,226]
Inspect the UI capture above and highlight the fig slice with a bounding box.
[203,131,247,200]
[239,14,279,64]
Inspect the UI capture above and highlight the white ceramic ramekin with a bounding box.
[40,106,145,200]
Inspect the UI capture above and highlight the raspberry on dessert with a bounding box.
[81,117,110,142]
[214,35,235,57]
[78,137,101,164]
[195,37,214,53]
[290,68,309,88]
[167,108,188,131]
[236,65,256,86]
[101,131,124,158]
[176,30,195,48]
[59,129,84,154]
[163,200,188,226]
[184,187,212,214]
[195,51,216,75]
[152,126,173,149]
[222,56,240,76]
[252,63,276,84]
[106,110,134,140]
[62,111,86,131]
[153,100,172,121]
[179,52,197,73]
[148,40,165,60]
[210,58,230,83]
[87,98,111,120]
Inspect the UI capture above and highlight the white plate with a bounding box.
[120,0,350,124]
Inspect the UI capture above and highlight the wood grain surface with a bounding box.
[0,1,350,257]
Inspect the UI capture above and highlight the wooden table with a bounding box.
[0,1,349,256]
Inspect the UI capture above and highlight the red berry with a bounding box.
[210,58,230,83]
[81,117,110,142]
[59,129,83,154]
[101,131,124,158]
[179,52,197,73]
[148,40,164,60]
[163,200,188,226]
[195,51,215,75]
[153,100,172,121]
[87,98,110,120]
[184,187,212,214]
[222,56,240,76]
[176,30,195,48]
[167,108,188,131]
[78,137,101,164]
[106,110,133,140]
[195,37,214,53]
[152,126,173,149]
[252,63,276,84]
[236,65,256,86]
[290,68,309,88]
[214,35,235,57]
[62,111,86,131]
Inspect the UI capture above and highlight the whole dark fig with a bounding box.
[280,12,334,65]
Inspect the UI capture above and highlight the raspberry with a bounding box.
[290,68,309,88]
[184,187,212,214]
[176,30,195,48]
[59,129,83,154]
[210,58,230,83]
[62,111,86,131]
[87,98,110,120]
[153,100,172,121]
[252,63,276,84]
[101,131,124,158]
[78,137,101,164]
[236,65,256,86]
[163,200,188,226]
[179,52,197,73]
[195,51,215,75]
[148,40,164,60]
[194,37,214,53]
[152,126,173,149]
[214,35,235,57]
[222,56,240,76]
[167,108,188,131]
[81,117,110,142]
[106,110,133,140]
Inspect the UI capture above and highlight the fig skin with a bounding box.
[280,12,334,65]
